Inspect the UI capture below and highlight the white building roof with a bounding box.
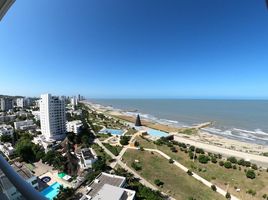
[92,184,135,200]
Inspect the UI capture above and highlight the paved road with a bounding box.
[127,146,240,200]
[173,135,268,168]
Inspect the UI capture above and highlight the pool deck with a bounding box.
[39,171,72,188]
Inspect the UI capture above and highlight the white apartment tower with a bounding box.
[40,94,66,140]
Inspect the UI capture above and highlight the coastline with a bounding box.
[82,101,268,157]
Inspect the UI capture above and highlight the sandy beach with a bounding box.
[82,101,268,167]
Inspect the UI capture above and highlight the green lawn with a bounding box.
[136,136,268,200]
[102,143,123,156]
[123,149,225,200]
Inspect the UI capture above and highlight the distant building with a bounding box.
[66,120,83,134]
[0,163,39,200]
[16,98,25,108]
[77,148,97,169]
[40,94,66,140]
[0,124,14,137]
[0,115,16,123]
[0,143,14,157]
[80,172,135,200]
[71,96,78,110]
[78,94,81,101]
[14,120,36,130]
[0,98,13,111]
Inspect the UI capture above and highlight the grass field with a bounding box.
[102,143,122,156]
[136,136,268,200]
[123,149,225,200]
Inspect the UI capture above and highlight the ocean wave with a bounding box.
[203,127,268,144]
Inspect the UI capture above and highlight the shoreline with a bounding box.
[82,101,268,157]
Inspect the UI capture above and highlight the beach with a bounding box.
[82,100,268,167]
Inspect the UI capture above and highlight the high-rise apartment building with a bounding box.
[0,98,13,111]
[16,98,24,108]
[39,94,66,140]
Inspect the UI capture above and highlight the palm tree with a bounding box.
[55,186,75,200]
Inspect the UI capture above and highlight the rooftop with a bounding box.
[81,148,95,160]
[92,184,135,200]
[87,172,126,198]
[0,163,35,191]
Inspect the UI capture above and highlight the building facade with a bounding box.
[0,98,13,111]
[40,94,66,140]
[78,148,97,169]
[16,98,24,108]
[66,120,83,134]
[14,120,36,130]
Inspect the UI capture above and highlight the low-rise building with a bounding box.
[0,115,16,123]
[0,125,14,137]
[32,135,58,152]
[0,163,39,200]
[80,172,135,200]
[67,120,83,134]
[14,120,36,130]
[77,148,98,169]
[31,111,40,121]
[0,143,14,157]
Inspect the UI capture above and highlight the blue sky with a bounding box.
[0,0,268,99]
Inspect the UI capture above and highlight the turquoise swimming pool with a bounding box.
[41,182,62,200]
[100,128,124,136]
[148,129,169,137]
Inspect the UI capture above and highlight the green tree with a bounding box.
[246,170,256,179]
[211,185,217,191]
[55,186,75,200]
[131,162,142,171]
[198,155,210,164]
[120,136,131,145]
[154,179,164,186]
[227,157,237,164]
[225,192,231,199]
[15,139,35,162]
[224,161,232,169]
[0,135,13,143]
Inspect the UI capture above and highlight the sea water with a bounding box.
[88,99,268,145]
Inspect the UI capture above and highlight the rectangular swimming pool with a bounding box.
[41,182,62,200]
[148,129,169,137]
[99,128,124,136]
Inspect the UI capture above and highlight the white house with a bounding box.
[78,148,98,169]
[67,120,83,134]
[32,135,57,153]
[80,172,135,200]
[0,143,14,157]
[14,120,36,130]
[31,110,40,121]
[0,124,14,137]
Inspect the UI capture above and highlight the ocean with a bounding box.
[88,99,268,146]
